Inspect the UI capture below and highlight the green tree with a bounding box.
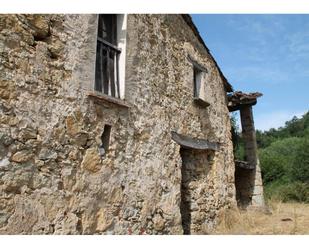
[259,137,302,184]
[230,113,245,160]
[291,137,309,183]
[254,111,309,202]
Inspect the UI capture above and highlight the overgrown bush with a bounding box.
[259,137,302,184]
[291,137,309,183]
[265,181,309,203]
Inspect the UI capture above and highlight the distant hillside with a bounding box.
[256,111,309,149]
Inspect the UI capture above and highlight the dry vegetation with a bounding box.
[213,201,309,235]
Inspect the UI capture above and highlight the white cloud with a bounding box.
[225,65,290,86]
[254,110,306,131]
[224,15,309,81]
[227,15,286,40]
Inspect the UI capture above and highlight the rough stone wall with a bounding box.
[180,148,218,234]
[0,14,236,234]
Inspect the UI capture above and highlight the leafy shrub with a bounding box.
[281,182,309,203]
[259,137,302,184]
[265,181,309,203]
[235,141,245,161]
[291,137,309,182]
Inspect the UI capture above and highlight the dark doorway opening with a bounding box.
[235,164,256,208]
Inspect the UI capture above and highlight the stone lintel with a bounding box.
[193,97,210,108]
[235,160,255,170]
[88,91,131,108]
[171,131,219,151]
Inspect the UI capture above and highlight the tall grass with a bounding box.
[213,201,309,235]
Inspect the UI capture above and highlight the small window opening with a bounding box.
[193,67,202,98]
[192,65,209,107]
[99,124,112,157]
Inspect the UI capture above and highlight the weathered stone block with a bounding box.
[38,148,58,160]
[48,40,64,58]
[0,89,10,99]
[65,115,83,136]
[81,147,102,173]
[153,214,165,231]
[96,208,113,232]
[0,133,13,146]
[10,150,33,163]
[26,15,50,40]
[18,128,37,142]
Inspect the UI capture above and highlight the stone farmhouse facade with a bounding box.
[0,14,264,234]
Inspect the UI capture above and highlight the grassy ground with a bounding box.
[213,201,309,235]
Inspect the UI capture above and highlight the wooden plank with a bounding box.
[94,42,102,92]
[99,44,104,93]
[102,46,108,95]
[115,52,120,98]
[110,49,116,97]
[107,48,111,96]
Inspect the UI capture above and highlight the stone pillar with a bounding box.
[240,106,265,208]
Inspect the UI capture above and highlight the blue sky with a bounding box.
[192,14,309,131]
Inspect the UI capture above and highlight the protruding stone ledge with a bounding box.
[235,160,255,170]
[88,91,131,108]
[193,97,210,108]
[228,91,262,112]
[171,131,219,151]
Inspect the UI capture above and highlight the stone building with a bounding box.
[0,14,264,234]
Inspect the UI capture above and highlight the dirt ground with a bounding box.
[213,201,309,235]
